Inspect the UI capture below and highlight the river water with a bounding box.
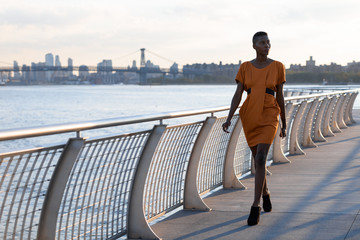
[1,84,359,153]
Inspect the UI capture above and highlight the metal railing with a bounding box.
[0,88,358,240]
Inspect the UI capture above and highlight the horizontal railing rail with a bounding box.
[0,106,229,141]
[0,87,359,240]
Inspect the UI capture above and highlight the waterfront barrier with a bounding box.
[0,88,358,239]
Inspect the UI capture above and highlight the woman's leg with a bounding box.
[250,146,270,197]
[250,144,271,207]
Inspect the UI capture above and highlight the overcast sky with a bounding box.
[1,0,359,68]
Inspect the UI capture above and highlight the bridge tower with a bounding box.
[140,48,146,68]
[139,48,147,84]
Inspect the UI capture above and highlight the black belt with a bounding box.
[246,88,275,96]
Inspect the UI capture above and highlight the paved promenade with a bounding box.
[152,110,360,240]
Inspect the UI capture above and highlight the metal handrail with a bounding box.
[0,89,358,141]
[0,106,228,141]
[285,89,357,101]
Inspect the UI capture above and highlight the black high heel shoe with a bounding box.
[247,206,261,226]
[262,194,272,212]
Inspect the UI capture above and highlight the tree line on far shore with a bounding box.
[148,71,360,85]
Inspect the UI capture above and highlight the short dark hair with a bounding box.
[252,31,268,44]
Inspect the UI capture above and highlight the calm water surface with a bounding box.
[0,85,234,129]
[0,85,237,152]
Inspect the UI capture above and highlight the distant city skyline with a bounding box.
[4,48,360,71]
[1,1,360,68]
[3,52,360,86]
[8,53,360,70]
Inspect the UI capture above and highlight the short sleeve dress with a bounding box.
[235,61,286,147]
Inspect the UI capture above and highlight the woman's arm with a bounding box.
[222,82,244,133]
[276,83,286,137]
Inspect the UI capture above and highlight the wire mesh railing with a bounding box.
[56,131,150,240]
[0,145,64,240]
[144,122,202,220]
[197,117,236,194]
[0,88,358,239]
[233,125,251,176]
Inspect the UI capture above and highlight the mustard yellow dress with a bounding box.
[235,61,286,147]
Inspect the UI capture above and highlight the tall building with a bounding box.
[97,60,113,72]
[31,62,47,83]
[45,53,54,66]
[306,56,316,67]
[79,65,90,80]
[131,60,137,69]
[45,53,54,82]
[13,61,21,79]
[68,58,73,67]
[21,64,31,84]
[97,60,113,84]
[68,58,73,76]
[55,55,61,67]
[305,56,316,72]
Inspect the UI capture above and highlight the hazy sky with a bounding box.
[1,0,359,68]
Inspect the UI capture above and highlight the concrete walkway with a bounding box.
[152,110,360,240]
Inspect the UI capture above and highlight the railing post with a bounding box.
[183,117,216,211]
[330,95,343,133]
[350,92,358,123]
[338,94,351,129]
[290,101,307,155]
[323,96,337,137]
[313,98,328,142]
[343,93,352,125]
[223,117,246,189]
[273,102,293,162]
[127,125,166,240]
[303,99,319,148]
[346,92,358,124]
[37,137,85,240]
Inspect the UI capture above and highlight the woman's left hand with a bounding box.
[222,121,231,133]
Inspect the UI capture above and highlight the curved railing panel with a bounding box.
[311,98,323,140]
[299,102,312,146]
[144,122,203,221]
[283,103,298,153]
[197,116,237,194]
[55,131,151,239]
[0,146,64,240]
[233,126,251,176]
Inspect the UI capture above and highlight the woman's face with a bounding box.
[254,36,271,56]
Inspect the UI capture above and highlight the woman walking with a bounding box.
[222,31,286,226]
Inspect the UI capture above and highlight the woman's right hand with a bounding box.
[280,127,286,138]
[222,121,231,133]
